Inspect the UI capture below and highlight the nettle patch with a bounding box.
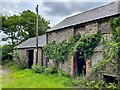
[44,30,101,65]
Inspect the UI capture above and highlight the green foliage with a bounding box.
[90,17,120,87]
[44,66,58,74]
[90,41,118,75]
[109,17,120,42]
[2,45,13,63]
[13,49,27,69]
[2,10,50,46]
[58,70,71,78]
[44,33,81,63]
[1,10,50,61]
[32,65,44,73]
[2,15,21,46]
[75,31,101,60]
[44,31,101,65]
[71,77,119,89]
[20,10,50,38]
[2,69,72,88]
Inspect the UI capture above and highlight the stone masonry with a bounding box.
[47,27,74,43]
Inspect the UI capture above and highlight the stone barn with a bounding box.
[16,1,120,84]
[46,1,120,81]
[16,34,46,68]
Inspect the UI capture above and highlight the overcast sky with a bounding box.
[1,0,114,45]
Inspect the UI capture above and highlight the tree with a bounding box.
[2,10,50,45]
[20,10,50,39]
[2,15,20,46]
[2,10,50,61]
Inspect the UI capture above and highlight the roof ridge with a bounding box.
[65,2,116,19]
[47,1,118,32]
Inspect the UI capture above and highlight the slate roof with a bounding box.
[17,34,46,49]
[47,1,120,32]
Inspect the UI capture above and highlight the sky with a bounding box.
[0,0,115,45]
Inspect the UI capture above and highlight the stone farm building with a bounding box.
[16,34,46,68]
[16,1,120,83]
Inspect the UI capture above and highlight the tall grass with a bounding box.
[2,69,72,88]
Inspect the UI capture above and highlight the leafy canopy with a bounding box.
[2,10,50,46]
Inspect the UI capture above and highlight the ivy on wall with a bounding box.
[90,17,120,82]
[43,33,81,64]
[44,30,101,64]
[74,31,101,60]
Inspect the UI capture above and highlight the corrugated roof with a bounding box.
[47,1,120,32]
[17,34,46,49]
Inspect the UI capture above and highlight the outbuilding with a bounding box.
[16,34,46,68]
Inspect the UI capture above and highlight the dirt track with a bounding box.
[0,66,10,75]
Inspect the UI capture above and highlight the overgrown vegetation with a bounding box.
[90,17,120,87]
[74,31,101,60]
[2,67,119,89]
[71,77,119,89]
[44,31,101,66]
[43,33,81,66]
[1,10,50,64]
[2,45,13,63]
[2,15,120,88]
[2,69,72,88]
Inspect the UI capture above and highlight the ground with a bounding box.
[1,65,119,89]
[2,67,72,88]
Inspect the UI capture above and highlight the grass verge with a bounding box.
[2,69,72,88]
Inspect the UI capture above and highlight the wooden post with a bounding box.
[36,5,38,65]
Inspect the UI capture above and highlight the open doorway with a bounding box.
[75,51,86,76]
[103,75,118,85]
[27,50,34,68]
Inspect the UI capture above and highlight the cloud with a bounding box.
[1,1,108,45]
[1,2,20,16]
[43,2,106,17]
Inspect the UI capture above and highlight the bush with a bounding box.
[2,45,13,62]
[58,70,71,78]
[32,65,44,73]
[71,77,119,89]
[5,61,14,67]
[44,66,58,74]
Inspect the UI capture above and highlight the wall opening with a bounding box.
[75,51,86,76]
[103,75,118,85]
[27,50,34,68]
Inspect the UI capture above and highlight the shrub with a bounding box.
[2,45,13,62]
[59,70,71,78]
[44,66,58,74]
[32,65,44,73]
[71,77,119,89]
[5,61,14,67]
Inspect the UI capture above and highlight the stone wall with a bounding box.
[47,27,74,43]
[47,19,116,78]
[86,22,98,34]
[38,49,42,65]
[74,26,86,35]
[17,49,28,67]
[18,48,44,67]
[99,21,111,34]
[91,51,103,66]
[59,60,71,73]
[33,48,43,66]
[103,59,118,76]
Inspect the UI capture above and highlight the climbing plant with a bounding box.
[43,33,81,64]
[89,17,120,84]
[74,30,101,60]
[44,30,101,65]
